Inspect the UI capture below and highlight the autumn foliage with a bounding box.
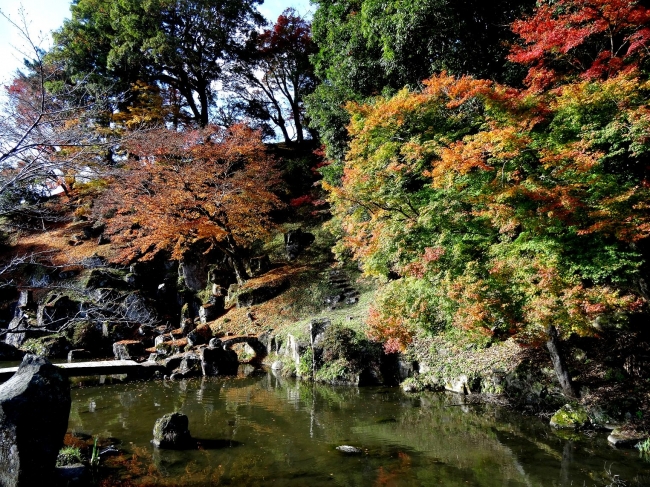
[102,124,283,265]
[328,59,650,350]
[509,0,650,89]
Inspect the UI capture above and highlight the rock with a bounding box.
[237,278,290,308]
[55,464,87,484]
[200,347,239,376]
[152,412,192,449]
[248,255,271,276]
[284,229,315,261]
[121,293,154,323]
[187,324,213,347]
[179,249,211,291]
[4,313,30,348]
[549,404,589,429]
[113,340,145,360]
[85,269,125,290]
[199,302,223,324]
[21,335,71,359]
[0,355,71,486]
[309,318,331,348]
[163,353,185,372]
[336,445,363,454]
[70,321,103,351]
[178,353,202,377]
[286,334,308,366]
[445,375,470,395]
[67,349,92,362]
[396,355,416,381]
[0,342,26,361]
[607,429,647,448]
[37,294,81,329]
[271,360,283,371]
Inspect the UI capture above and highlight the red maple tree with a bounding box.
[509,0,650,89]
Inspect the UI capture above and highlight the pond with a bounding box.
[67,369,649,486]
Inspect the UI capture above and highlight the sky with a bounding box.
[0,0,313,86]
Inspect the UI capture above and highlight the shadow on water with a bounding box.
[67,371,650,486]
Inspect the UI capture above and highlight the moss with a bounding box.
[296,347,313,378]
[70,320,102,350]
[314,358,349,383]
[57,446,83,467]
[550,404,589,429]
[21,334,70,358]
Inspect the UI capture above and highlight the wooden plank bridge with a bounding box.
[0,360,162,383]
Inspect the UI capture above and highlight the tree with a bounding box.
[226,9,317,144]
[101,124,283,281]
[306,0,536,170]
[327,72,648,351]
[509,0,650,90]
[0,10,110,224]
[52,0,265,127]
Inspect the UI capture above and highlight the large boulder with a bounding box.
[152,412,192,448]
[284,229,315,261]
[200,345,239,376]
[36,294,81,330]
[0,354,71,486]
[113,340,145,360]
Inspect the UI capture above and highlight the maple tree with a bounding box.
[509,0,650,89]
[327,71,649,351]
[101,124,283,281]
[226,9,317,144]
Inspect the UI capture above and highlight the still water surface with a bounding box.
[68,369,649,486]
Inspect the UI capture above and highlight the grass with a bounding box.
[57,446,83,467]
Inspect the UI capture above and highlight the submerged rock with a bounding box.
[152,412,192,448]
[0,354,71,486]
[336,445,363,454]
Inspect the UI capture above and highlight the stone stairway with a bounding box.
[323,269,360,309]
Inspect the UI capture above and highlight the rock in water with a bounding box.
[152,412,192,448]
[336,445,363,454]
[0,354,71,486]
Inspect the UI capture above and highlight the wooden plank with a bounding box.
[0,360,152,383]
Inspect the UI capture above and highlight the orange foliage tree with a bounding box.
[327,70,649,351]
[102,124,283,281]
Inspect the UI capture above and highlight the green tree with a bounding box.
[306,0,535,171]
[52,0,264,127]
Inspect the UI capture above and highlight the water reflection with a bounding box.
[67,371,647,486]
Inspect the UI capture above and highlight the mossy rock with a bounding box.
[549,404,589,429]
[20,334,71,358]
[70,321,103,351]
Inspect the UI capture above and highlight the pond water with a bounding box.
[67,369,649,486]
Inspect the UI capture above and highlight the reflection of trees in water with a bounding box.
[68,375,646,486]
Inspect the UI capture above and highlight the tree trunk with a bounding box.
[546,325,578,398]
